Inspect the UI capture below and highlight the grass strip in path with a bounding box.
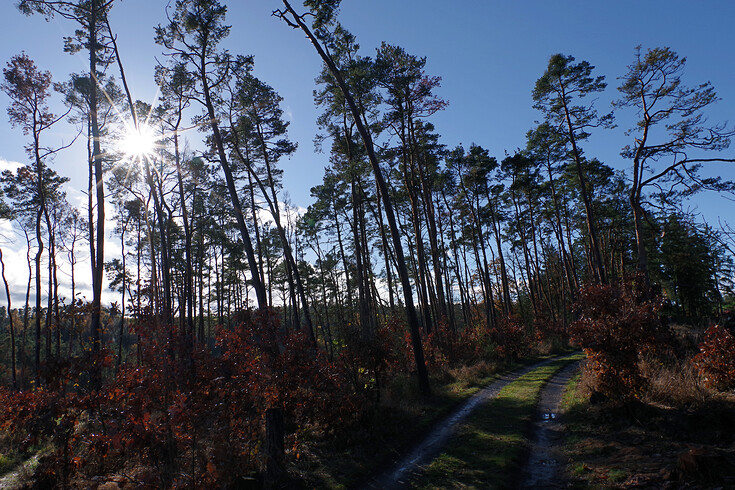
[365,353,580,489]
[410,352,585,489]
[0,452,44,489]
[519,359,583,488]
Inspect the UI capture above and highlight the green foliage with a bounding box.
[532,53,613,138]
[155,0,229,52]
[655,215,720,319]
[616,46,732,166]
[303,0,341,33]
[2,53,53,135]
[617,46,735,280]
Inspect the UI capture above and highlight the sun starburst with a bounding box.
[118,123,157,160]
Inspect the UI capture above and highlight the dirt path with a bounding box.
[0,453,40,489]
[518,359,581,489]
[364,356,563,489]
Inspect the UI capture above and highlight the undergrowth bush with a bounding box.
[533,315,569,354]
[569,275,673,401]
[491,315,530,361]
[0,311,366,487]
[337,320,402,409]
[0,305,540,487]
[693,324,735,390]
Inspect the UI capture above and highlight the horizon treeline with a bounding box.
[0,0,734,392]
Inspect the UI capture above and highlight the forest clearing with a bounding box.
[0,0,734,488]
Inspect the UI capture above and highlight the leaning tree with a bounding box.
[616,46,735,283]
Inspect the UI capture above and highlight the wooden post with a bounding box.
[265,408,285,486]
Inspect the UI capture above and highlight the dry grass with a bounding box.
[572,364,600,399]
[380,360,502,411]
[562,359,735,489]
[573,355,716,409]
[639,357,713,408]
[444,360,498,391]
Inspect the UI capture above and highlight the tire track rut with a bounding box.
[518,359,582,489]
[365,356,564,489]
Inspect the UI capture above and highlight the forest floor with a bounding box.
[0,451,43,488]
[4,352,734,488]
[362,355,735,490]
[561,374,735,489]
[291,353,577,489]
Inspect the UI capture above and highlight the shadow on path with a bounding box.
[518,360,582,489]
[364,356,563,489]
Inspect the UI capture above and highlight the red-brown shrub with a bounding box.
[569,275,673,400]
[533,315,568,352]
[458,321,492,361]
[492,315,530,361]
[422,322,460,369]
[693,324,735,390]
[0,309,376,487]
[422,318,499,368]
[337,323,402,409]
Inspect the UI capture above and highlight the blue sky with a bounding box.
[0,0,733,301]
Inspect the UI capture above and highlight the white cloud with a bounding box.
[0,238,32,306]
[0,157,23,174]
[66,187,88,211]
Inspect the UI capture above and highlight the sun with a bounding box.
[118,123,157,159]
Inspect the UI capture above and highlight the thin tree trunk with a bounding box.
[375,185,395,309]
[201,72,267,310]
[487,198,512,315]
[34,208,43,385]
[88,0,106,389]
[559,81,605,284]
[279,0,430,395]
[1,249,17,388]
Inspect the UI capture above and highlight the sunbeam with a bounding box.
[118,123,157,160]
